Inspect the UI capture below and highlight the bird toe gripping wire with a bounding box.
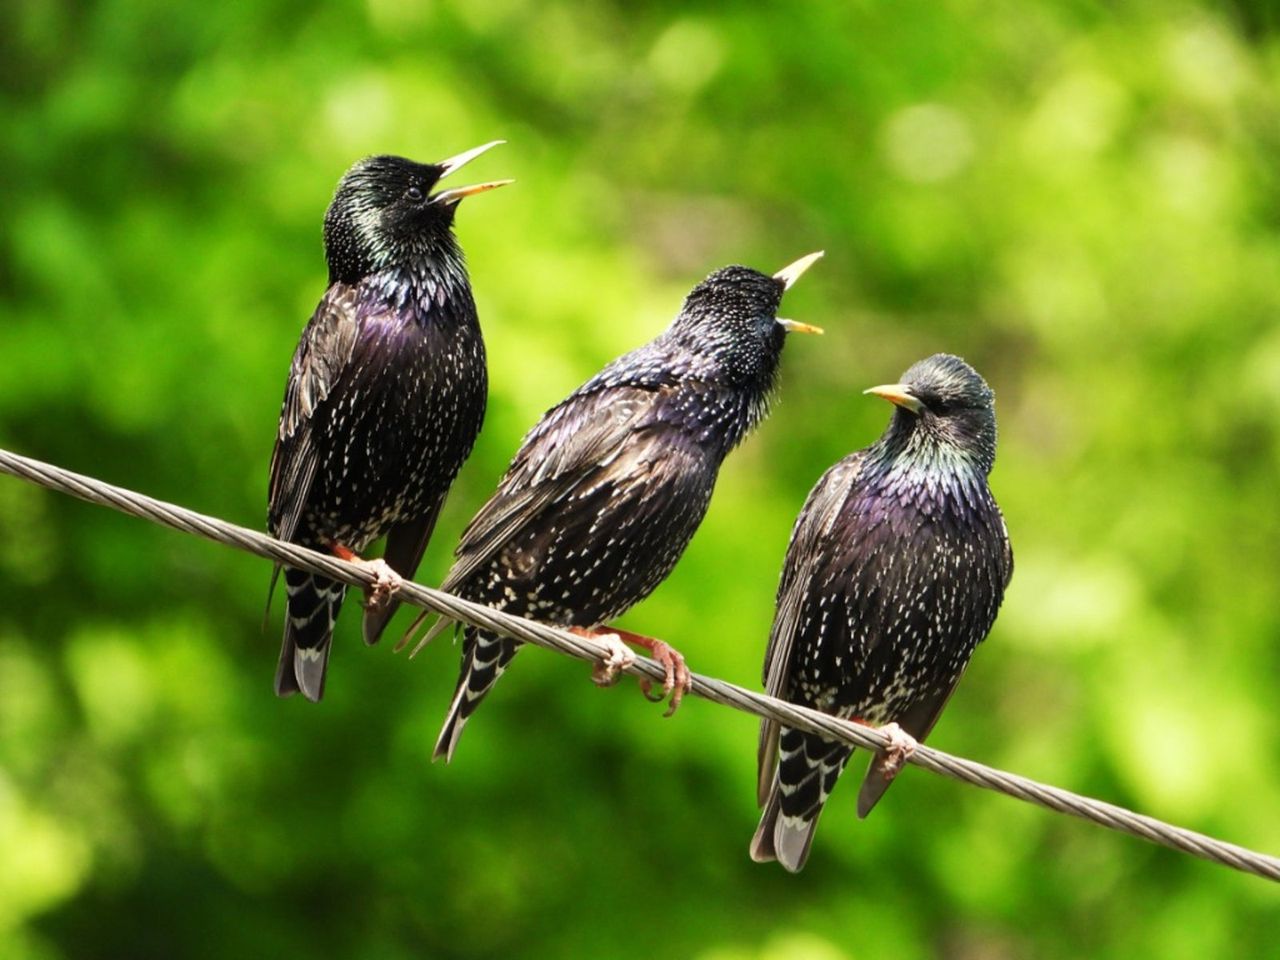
[583,630,637,687]
[361,558,404,611]
[867,722,918,782]
[635,639,691,717]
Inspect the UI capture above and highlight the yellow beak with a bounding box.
[432,140,513,205]
[432,179,515,204]
[776,318,824,335]
[772,251,825,290]
[437,140,506,178]
[864,383,924,415]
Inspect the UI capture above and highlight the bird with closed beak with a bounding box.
[752,353,1013,872]
[408,253,825,762]
[268,142,511,701]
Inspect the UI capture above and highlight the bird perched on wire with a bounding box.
[267,143,511,702]
[752,353,1013,872]
[406,253,825,761]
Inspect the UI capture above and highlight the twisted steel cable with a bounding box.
[1,445,1276,882]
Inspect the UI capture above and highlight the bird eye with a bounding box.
[406,185,425,202]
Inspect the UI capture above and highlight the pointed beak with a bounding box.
[864,383,924,415]
[437,140,506,178]
[431,140,513,205]
[431,179,514,205]
[776,318,824,336]
[773,251,824,291]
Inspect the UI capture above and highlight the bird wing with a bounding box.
[440,383,669,593]
[998,507,1015,592]
[267,283,362,543]
[757,452,866,806]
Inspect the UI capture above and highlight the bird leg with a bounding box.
[864,721,918,784]
[571,627,637,687]
[331,543,403,610]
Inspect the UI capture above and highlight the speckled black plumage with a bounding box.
[429,262,818,760]
[752,354,1013,872]
[268,147,506,702]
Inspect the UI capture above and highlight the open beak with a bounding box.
[432,140,513,205]
[773,251,825,291]
[864,383,924,415]
[777,318,824,335]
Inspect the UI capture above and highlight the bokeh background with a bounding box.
[4,1,1280,957]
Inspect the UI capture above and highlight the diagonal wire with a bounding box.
[1,444,1277,883]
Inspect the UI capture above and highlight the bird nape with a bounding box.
[752,353,1014,872]
[266,142,511,703]
[404,252,826,763]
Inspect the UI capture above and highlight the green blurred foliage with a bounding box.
[3,0,1280,956]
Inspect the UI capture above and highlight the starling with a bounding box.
[268,143,511,702]
[411,253,825,761]
[751,353,1013,872]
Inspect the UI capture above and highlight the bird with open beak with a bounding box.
[407,253,825,762]
[268,142,511,701]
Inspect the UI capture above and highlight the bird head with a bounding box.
[865,353,998,474]
[323,142,511,283]
[669,252,824,387]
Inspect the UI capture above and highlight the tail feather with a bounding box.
[857,759,895,818]
[275,569,346,702]
[750,726,852,872]
[404,611,455,657]
[433,628,521,762]
[750,785,822,873]
[757,717,781,807]
[750,788,782,863]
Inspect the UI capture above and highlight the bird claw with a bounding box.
[361,558,403,611]
[590,632,636,687]
[636,640,690,718]
[331,544,403,612]
[871,722,918,782]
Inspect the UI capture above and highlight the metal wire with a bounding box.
[2,444,1277,883]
